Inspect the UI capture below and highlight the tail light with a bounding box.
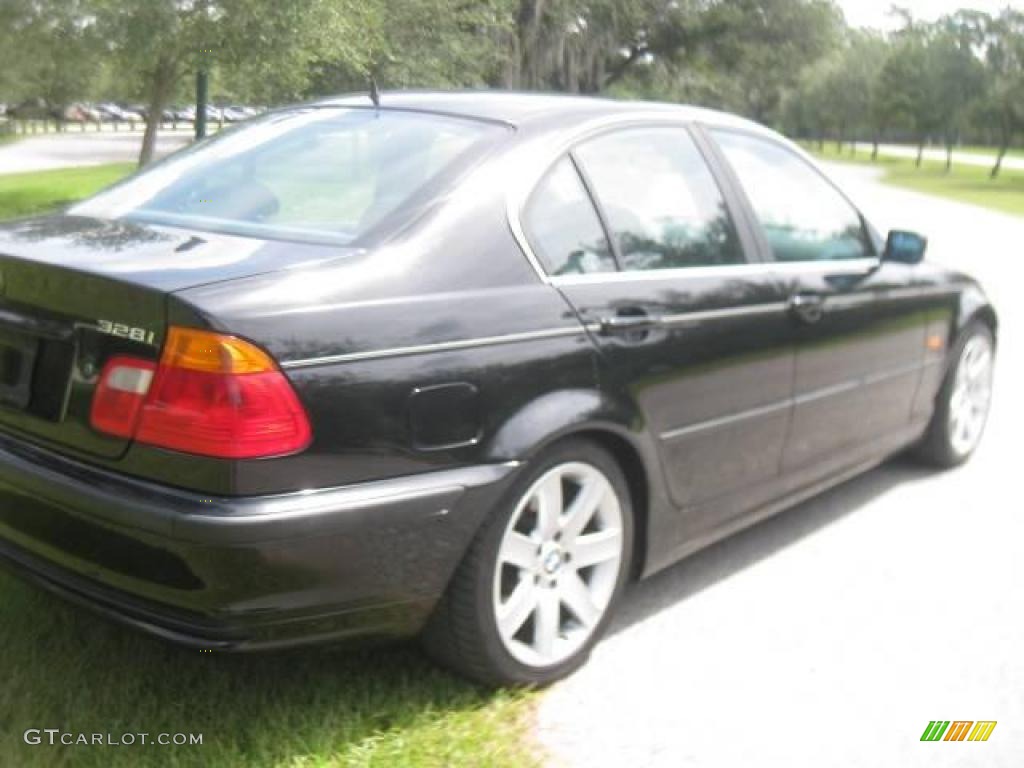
[90,327,312,459]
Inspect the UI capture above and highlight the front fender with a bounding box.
[954,281,998,343]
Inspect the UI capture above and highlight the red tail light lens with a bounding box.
[91,327,312,459]
[90,356,156,438]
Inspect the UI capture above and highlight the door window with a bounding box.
[712,130,872,262]
[523,156,616,276]
[574,127,744,271]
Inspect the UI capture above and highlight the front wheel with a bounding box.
[422,439,633,686]
[916,322,995,467]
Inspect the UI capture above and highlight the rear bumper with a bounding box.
[0,433,517,650]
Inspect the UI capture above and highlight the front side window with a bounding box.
[523,156,616,276]
[574,127,744,271]
[73,108,506,245]
[712,130,872,262]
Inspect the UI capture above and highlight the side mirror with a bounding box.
[883,230,927,265]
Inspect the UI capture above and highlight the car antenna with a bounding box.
[369,77,381,110]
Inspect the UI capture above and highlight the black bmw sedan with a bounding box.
[0,92,997,685]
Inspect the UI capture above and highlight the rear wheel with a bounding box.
[916,322,995,467]
[422,439,633,686]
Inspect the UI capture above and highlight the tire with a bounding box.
[422,438,634,687]
[915,321,995,468]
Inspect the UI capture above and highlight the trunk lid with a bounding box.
[0,215,348,459]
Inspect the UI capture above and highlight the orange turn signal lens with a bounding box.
[160,326,276,374]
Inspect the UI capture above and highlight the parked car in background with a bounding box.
[0,93,997,687]
[7,98,51,120]
[221,106,252,122]
[95,103,140,123]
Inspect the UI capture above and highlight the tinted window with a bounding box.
[574,128,743,271]
[713,130,871,262]
[524,156,616,276]
[73,109,505,245]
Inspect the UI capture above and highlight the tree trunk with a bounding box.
[945,143,952,174]
[991,143,1008,180]
[916,140,924,168]
[138,58,177,168]
[871,132,879,161]
[991,120,1010,180]
[509,0,546,90]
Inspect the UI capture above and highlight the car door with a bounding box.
[519,124,797,544]
[707,128,929,473]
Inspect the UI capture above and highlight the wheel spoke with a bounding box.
[561,475,606,543]
[560,572,600,628]
[534,475,562,540]
[501,532,537,571]
[498,577,537,637]
[958,416,974,445]
[967,349,991,382]
[534,587,560,657]
[571,529,622,569]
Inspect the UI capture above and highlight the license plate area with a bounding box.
[0,328,38,411]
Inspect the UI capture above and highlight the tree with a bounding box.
[875,25,940,167]
[0,0,100,111]
[930,12,987,172]
[695,0,842,124]
[93,0,373,167]
[498,0,700,94]
[982,9,1024,178]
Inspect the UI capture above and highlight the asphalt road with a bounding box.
[538,164,1023,767]
[0,130,191,173]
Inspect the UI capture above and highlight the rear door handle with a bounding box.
[598,310,659,336]
[789,293,826,324]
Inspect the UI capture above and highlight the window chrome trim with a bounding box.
[545,258,880,286]
[279,326,588,370]
[545,258,883,287]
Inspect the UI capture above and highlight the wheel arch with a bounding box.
[955,284,998,346]
[482,388,664,580]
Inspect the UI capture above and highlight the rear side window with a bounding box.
[574,127,744,271]
[712,130,872,262]
[73,108,506,245]
[524,156,616,276]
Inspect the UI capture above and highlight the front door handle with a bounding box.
[598,310,658,336]
[789,293,826,324]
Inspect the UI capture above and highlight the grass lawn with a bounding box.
[0,163,135,220]
[0,164,539,766]
[0,572,536,767]
[808,143,1024,218]
[955,144,1024,160]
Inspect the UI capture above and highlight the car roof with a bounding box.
[311,90,768,134]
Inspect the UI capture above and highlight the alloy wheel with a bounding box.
[948,334,994,458]
[492,461,625,668]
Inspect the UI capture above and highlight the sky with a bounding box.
[838,0,1023,30]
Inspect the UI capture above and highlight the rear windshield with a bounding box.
[72,108,507,245]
